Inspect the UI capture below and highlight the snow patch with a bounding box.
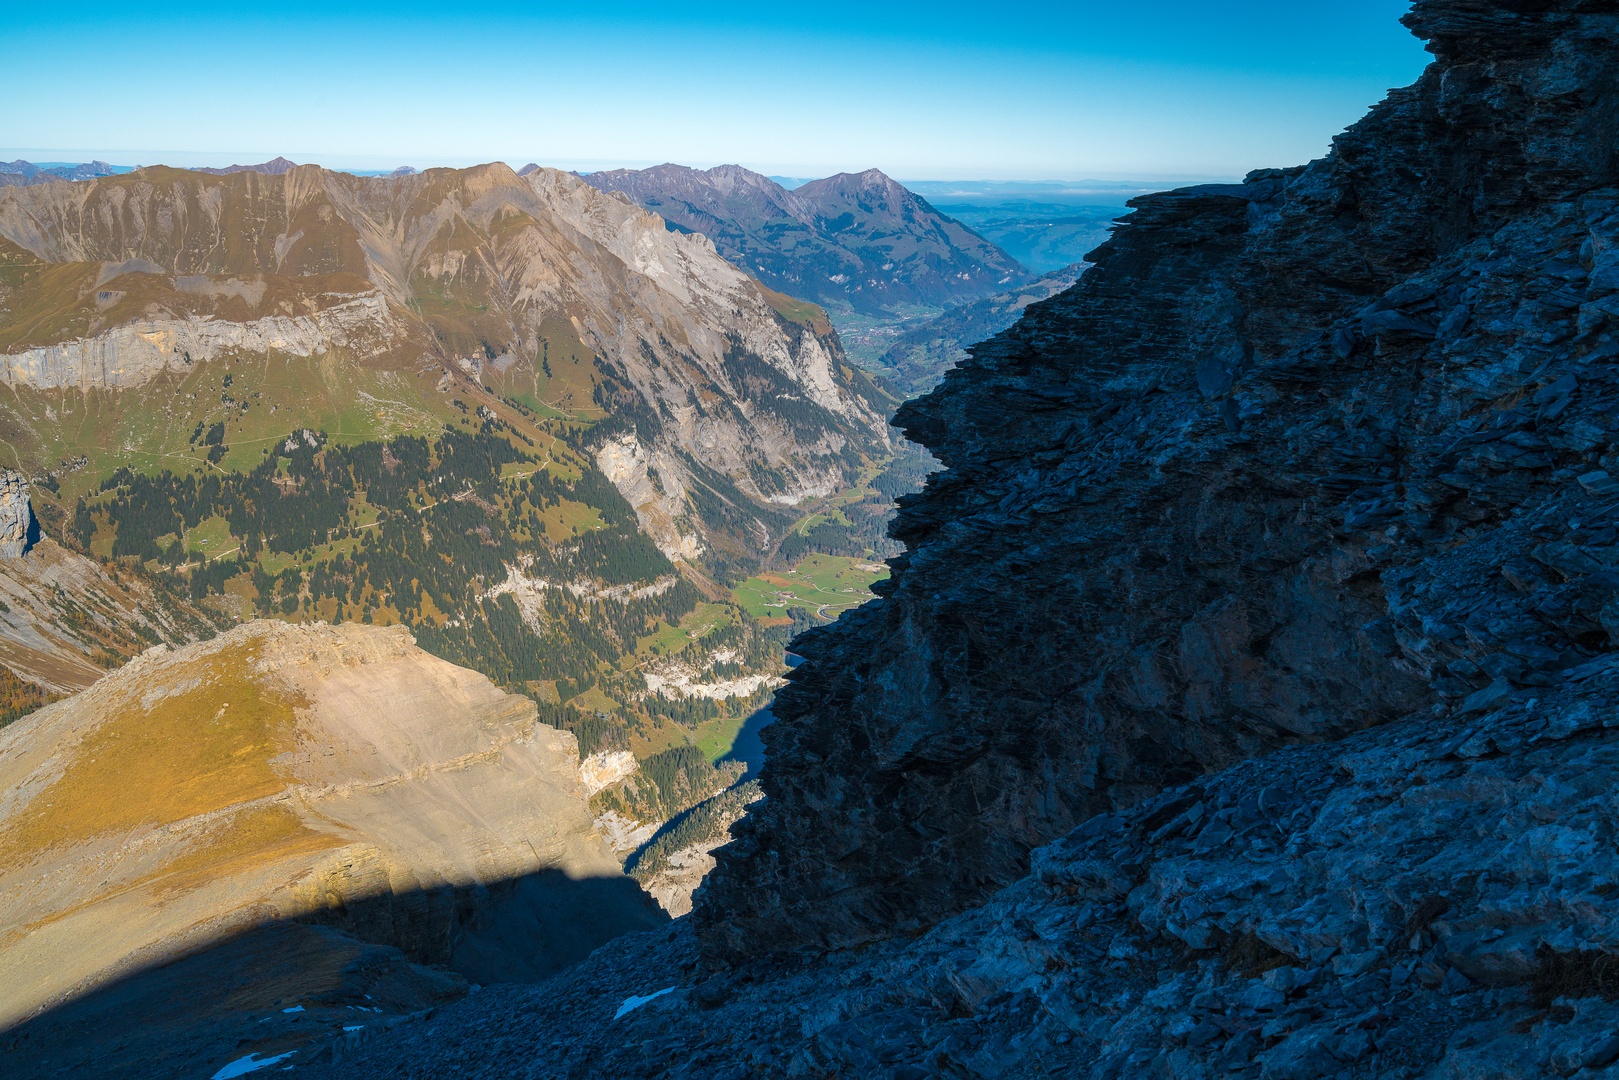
[212,1051,296,1078]
[614,986,678,1020]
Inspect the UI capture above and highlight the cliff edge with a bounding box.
[0,620,662,1076]
[697,0,1619,958]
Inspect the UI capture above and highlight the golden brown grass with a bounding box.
[0,640,309,862]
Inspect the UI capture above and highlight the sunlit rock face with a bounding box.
[0,471,32,557]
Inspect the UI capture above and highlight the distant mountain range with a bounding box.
[189,155,301,175]
[186,157,416,177]
[580,164,1032,317]
[0,160,124,186]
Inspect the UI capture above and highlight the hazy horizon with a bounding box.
[5,1,1429,178]
[0,150,1240,186]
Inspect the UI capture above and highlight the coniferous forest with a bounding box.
[65,419,815,765]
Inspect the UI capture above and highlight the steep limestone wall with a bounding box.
[696,0,1619,962]
[0,293,398,389]
[0,471,33,558]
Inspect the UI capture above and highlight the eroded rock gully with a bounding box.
[78,2,1619,1078]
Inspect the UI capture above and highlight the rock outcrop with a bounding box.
[694,0,1619,967]
[0,620,662,1072]
[0,471,32,557]
[294,684,1619,1080]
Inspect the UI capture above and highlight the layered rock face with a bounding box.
[0,538,219,692]
[0,470,32,557]
[0,164,890,553]
[696,0,1619,963]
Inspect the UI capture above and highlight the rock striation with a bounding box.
[0,470,32,557]
[695,0,1619,967]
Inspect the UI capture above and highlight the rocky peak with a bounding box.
[0,163,888,565]
[0,620,663,1072]
[583,162,1032,315]
[0,470,33,558]
[191,155,300,175]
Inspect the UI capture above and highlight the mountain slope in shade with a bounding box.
[581,163,1032,316]
[0,620,662,1073]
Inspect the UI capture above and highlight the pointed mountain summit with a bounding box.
[191,155,299,175]
[583,163,1031,316]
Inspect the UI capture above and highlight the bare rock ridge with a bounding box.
[0,471,34,557]
[280,3,1619,1079]
[0,620,663,1076]
[582,163,1032,316]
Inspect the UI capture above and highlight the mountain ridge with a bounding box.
[0,161,891,564]
[581,162,1031,316]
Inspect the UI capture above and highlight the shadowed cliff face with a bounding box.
[695,0,1619,963]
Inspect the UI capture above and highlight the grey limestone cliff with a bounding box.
[0,471,33,558]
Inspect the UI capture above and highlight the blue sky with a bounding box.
[3,1,1430,179]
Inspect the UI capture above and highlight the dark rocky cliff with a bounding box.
[695,0,1619,962]
[57,3,1619,1077]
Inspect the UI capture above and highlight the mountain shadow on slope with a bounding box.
[0,869,666,1080]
